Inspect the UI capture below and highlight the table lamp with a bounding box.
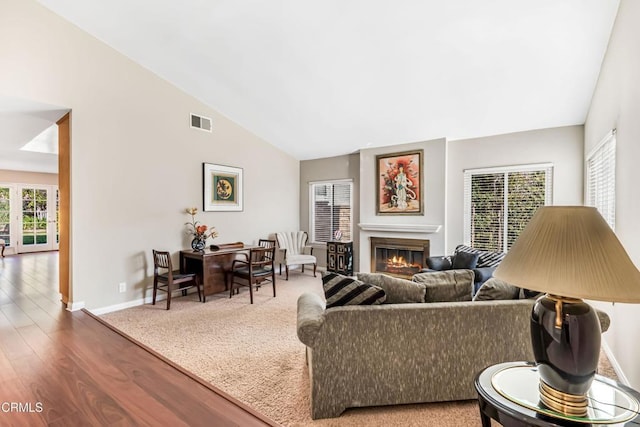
[494,206,640,417]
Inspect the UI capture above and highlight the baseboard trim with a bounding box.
[89,289,200,315]
[66,300,86,311]
[602,340,630,386]
[90,297,148,315]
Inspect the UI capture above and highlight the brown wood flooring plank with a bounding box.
[68,312,269,427]
[0,253,277,427]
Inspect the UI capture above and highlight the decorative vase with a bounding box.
[191,237,206,251]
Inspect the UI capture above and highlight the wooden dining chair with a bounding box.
[229,246,276,304]
[152,250,202,310]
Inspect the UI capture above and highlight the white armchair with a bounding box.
[275,231,317,280]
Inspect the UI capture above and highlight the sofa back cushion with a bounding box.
[322,272,386,308]
[473,278,520,301]
[455,244,506,268]
[356,272,426,304]
[411,270,474,302]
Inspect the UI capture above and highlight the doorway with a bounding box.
[0,96,70,306]
[17,184,59,253]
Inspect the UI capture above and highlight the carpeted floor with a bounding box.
[99,273,617,427]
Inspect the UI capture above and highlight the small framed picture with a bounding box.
[203,163,243,211]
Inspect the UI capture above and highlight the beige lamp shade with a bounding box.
[494,206,640,303]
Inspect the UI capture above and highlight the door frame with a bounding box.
[58,113,71,306]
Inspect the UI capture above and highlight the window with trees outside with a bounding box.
[586,130,616,229]
[0,187,10,246]
[463,164,553,252]
[310,180,353,244]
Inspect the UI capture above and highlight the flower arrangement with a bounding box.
[185,207,219,243]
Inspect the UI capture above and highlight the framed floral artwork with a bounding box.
[376,149,423,215]
[203,163,243,211]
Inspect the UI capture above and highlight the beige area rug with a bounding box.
[100,273,617,427]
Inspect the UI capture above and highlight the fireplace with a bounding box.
[370,237,430,278]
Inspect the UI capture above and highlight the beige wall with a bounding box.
[0,0,299,310]
[359,139,447,272]
[300,153,360,270]
[0,170,58,185]
[446,126,584,253]
[585,0,640,388]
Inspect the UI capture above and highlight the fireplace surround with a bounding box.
[370,237,430,278]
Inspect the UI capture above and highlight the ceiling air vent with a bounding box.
[190,113,212,132]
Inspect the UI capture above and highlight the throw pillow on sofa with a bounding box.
[356,272,426,304]
[411,270,474,302]
[322,272,386,308]
[473,278,520,301]
[455,244,506,268]
[451,251,480,269]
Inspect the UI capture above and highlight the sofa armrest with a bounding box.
[425,256,452,271]
[595,309,611,333]
[472,267,495,283]
[297,292,325,347]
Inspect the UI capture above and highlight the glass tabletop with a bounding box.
[490,364,640,424]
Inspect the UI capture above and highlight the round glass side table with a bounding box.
[475,362,640,427]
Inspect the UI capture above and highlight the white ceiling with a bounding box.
[0,96,68,174]
[27,1,621,161]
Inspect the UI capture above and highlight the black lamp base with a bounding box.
[539,379,589,416]
[531,294,601,416]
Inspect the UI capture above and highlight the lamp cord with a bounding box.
[587,395,640,425]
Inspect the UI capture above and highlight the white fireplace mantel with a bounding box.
[358,223,442,233]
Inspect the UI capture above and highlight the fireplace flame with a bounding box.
[387,255,416,268]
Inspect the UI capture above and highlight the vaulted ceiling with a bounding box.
[10,1,622,164]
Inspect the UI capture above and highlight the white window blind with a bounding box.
[310,180,353,244]
[463,164,553,252]
[586,130,616,229]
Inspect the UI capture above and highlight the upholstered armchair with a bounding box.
[275,231,317,280]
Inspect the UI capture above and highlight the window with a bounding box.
[310,180,353,244]
[0,186,10,246]
[464,164,553,252]
[586,130,616,229]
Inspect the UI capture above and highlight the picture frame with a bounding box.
[203,163,243,211]
[376,149,423,215]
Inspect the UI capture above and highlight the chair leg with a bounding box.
[285,265,289,280]
[152,277,158,305]
[249,280,254,304]
[313,263,317,277]
[166,283,172,310]
[272,271,276,297]
[229,280,234,299]
[302,265,305,273]
[279,263,282,276]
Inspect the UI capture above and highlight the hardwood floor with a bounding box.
[0,252,277,426]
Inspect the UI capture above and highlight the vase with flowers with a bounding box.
[185,207,218,251]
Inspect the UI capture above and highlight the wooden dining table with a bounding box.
[179,243,256,301]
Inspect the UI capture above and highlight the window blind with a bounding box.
[310,180,353,244]
[586,131,616,229]
[464,164,553,252]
